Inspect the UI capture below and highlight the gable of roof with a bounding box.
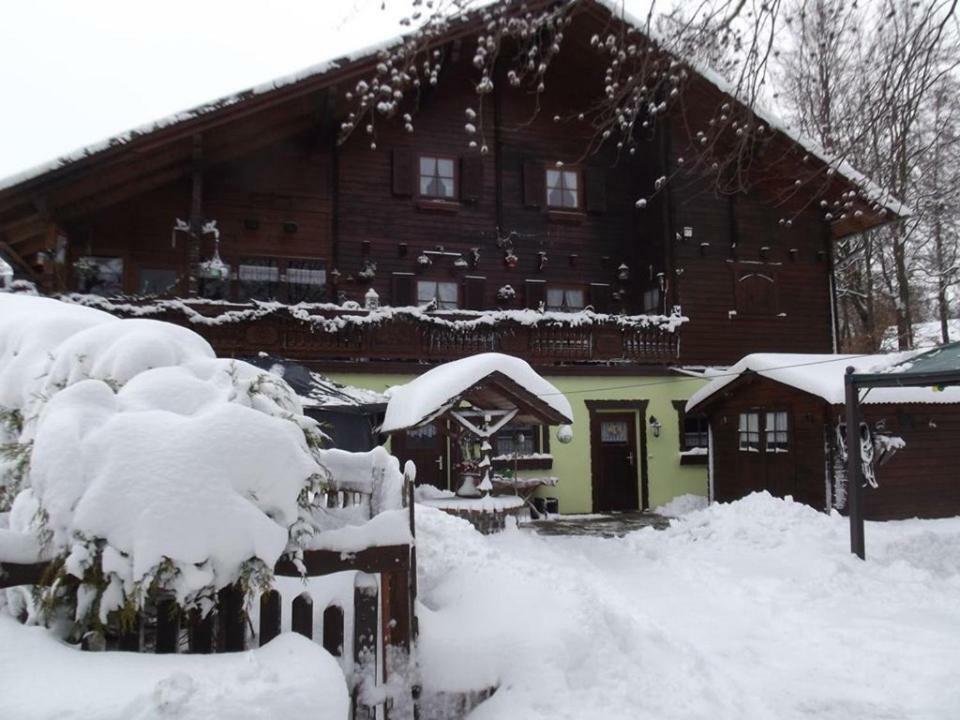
[0,0,904,241]
[686,352,960,413]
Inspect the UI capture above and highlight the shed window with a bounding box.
[738,412,760,452]
[765,411,789,452]
[419,156,456,199]
[546,168,579,209]
[546,286,585,312]
[417,280,458,309]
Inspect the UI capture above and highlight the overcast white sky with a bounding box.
[0,0,412,180]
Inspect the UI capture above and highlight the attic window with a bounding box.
[419,156,456,199]
[546,168,579,209]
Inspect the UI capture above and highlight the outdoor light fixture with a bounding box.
[0,255,13,291]
[648,415,662,438]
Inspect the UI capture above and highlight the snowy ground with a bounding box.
[2,492,959,719]
[415,493,960,720]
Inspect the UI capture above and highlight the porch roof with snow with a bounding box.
[685,351,960,413]
[380,353,573,433]
[0,0,905,257]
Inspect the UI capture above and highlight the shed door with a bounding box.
[592,413,640,512]
[732,410,795,500]
[390,422,447,490]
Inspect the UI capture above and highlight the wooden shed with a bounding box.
[686,353,960,520]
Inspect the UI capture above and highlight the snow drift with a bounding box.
[0,295,331,623]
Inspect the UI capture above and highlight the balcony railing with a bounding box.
[58,295,687,366]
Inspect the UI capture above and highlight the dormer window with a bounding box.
[546,168,579,209]
[419,156,456,199]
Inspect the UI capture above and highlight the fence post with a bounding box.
[259,589,282,646]
[353,573,379,720]
[155,596,180,654]
[217,584,246,652]
[291,592,314,639]
[188,609,215,653]
[323,603,345,657]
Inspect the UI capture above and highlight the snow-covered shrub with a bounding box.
[0,295,331,637]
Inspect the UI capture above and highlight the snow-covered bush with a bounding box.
[0,295,330,637]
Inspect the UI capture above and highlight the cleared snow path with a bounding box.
[416,493,960,720]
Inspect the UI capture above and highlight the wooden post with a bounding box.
[217,584,246,652]
[353,573,379,720]
[188,609,215,653]
[155,596,179,654]
[187,133,203,297]
[291,592,314,639]
[845,367,866,560]
[259,590,282,646]
[322,603,345,657]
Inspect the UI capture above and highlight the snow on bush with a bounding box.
[0,295,336,631]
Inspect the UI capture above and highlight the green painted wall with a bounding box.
[326,371,709,514]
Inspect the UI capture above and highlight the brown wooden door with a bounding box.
[390,422,447,489]
[591,413,640,512]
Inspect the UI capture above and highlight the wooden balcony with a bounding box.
[60,295,686,367]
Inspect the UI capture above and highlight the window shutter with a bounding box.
[585,167,607,213]
[464,275,486,310]
[589,283,611,314]
[391,272,415,306]
[460,156,484,204]
[522,159,544,208]
[524,279,546,309]
[392,149,414,196]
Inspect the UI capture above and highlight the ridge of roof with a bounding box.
[0,0,906,220]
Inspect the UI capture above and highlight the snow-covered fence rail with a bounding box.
[59,295,686,364]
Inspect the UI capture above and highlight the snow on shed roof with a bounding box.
[685,352,960,412]
[381,353,573,433]
[0,0,906,220]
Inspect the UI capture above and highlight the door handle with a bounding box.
[627,452,635,467]
[436,455,444,470]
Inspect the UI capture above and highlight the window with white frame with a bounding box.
[417,280,458,309]
[765,410,789,452]
[738,412,760,452]
[546,168,579,209]
[546,286,585,312]
[419,156,456,199]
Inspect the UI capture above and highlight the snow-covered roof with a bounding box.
[0,0,906,221]
[381,353,573,433]
[686,352,960,412]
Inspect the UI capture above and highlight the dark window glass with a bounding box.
[765,411,789,452]
[286,259,326,303]
[682,414,709,450]
[139,268,178,296]
[77,256,123,296]
[237,258,280,301]
[417,280,458,309]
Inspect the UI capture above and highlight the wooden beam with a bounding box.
[274,544,409,577]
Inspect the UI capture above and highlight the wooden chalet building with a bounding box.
[0,0,904,513]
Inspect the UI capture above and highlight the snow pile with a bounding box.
[686,351,960,411]
[414,493,960,718]
[381,353,573,432]
[0,294,327,623]
[0,619,349,720]
[652,493,708,517]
